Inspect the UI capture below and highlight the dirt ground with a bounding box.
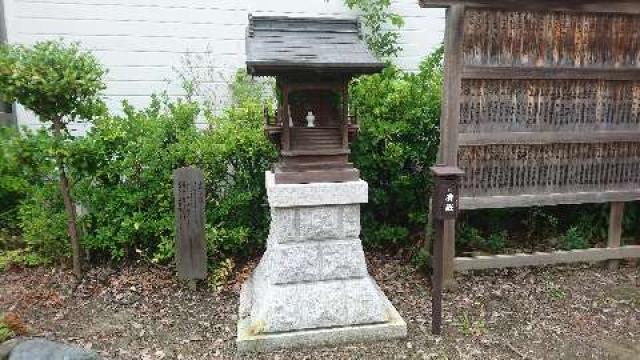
[0,253,638,360]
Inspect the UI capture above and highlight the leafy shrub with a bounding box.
[457,226,484,253]
[0,40,107,276]
[344,0,404,59]
[0,128,55,236]
[457,225,508,255]
[570,205,608,245]
[486,231,508,253]
[71,96,195,261]
[18,184,69,264]
[0,128,25,235]
[0,321,14,343]
[0,128,63,267]
[195,82,276,258]
[411,247,432,274]
[208,258,235,292]
[69,72,275,265]
[623,201,639,242]
[558,227,589,250]
[1,70,275,269]
[350,48,443,249]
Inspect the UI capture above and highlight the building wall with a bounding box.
[3,0,444,132]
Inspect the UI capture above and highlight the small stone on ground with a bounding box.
[8,338,100,360]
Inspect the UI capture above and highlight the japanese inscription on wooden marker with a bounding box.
[174,167,207,280]
[431,166,463,220]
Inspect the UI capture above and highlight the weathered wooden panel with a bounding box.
[459,131,640,146]
[449,7,640,204]
[460,79,640,133]
[174,167,207,280]
[425,0,640,273]
[463,9,640,68]
[459,142,640,197]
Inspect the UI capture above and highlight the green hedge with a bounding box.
[0,48,446,267]
[1,73,276,268]
[5,47,636,270]
[70,92,276,264]
[351,49,443,248]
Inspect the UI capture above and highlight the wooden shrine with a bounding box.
[246,15,384,184]
[421,0,640,281]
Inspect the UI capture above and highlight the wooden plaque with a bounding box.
[174,167,207,280]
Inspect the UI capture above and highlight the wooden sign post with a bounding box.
[174,167,207,282]
[430,165,464,335]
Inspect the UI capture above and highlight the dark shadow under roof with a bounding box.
[246,15,384,76]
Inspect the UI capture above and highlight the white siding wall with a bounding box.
[3,0,444,132]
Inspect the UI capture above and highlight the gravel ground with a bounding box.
[0,253,638,360]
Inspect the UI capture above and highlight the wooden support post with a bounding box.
[438,4,465,288]
[430,165,464,335]
[282,82,290,152]
[341,80,349,148]
[607,202,624,270]
[431,218,445,335]
[443,219,456,289]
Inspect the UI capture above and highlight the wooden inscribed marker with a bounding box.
[174,167,207,281]
[430,165,464,335]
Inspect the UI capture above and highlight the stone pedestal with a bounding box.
[237,172,406,352]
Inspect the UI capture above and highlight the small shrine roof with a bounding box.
[246,15,384,76]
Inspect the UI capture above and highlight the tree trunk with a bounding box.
[52,119,82,278]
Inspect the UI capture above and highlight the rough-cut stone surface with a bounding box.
[298,206,341,240]
[265,240,368,284]
[8,339,101,360]
[237,282,407,353]
[249,273,386,333]
[268,205,361,244]
[238,173,406,352]
[265,171,368,207]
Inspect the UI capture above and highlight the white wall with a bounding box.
[3,0,444,132]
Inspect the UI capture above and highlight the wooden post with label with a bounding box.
[430,165,464,335]
[174,167,207,283]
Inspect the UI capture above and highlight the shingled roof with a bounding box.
[246,15,384,76]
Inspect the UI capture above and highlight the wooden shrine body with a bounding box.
[246,15,383,184]
[266,74,359,184]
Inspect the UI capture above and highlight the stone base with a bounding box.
[236,172,407,353]
[237,278,406,353]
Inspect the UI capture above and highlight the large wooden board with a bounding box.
[426,3,640,208]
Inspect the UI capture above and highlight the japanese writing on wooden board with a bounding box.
[174,167,207,280]
[422,0,640,210]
